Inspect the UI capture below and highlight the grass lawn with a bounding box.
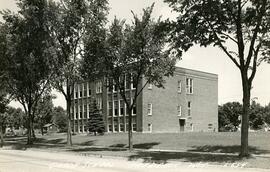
[35,132,270,154]
[4,132,270,169]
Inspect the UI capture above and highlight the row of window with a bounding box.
[108,100,136,117]
[147,101,192,117]
[74,77,138,99]
[71,97,103,120]
[107,123,137,132]
[148,78,193,94]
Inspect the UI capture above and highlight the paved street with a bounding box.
[0,149,270,172]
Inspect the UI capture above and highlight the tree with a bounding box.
[47,0,108,146]
[86,100,105,136]
[264,103,270,125]
[52,106,67,132]
[6,106,27,130]
[34,94,54,135]
[164,0,270,157]
[1,0,54,145]
[82,4,177,150]
[249,101,265,129]
[218,102,242,131]
[0,93,8,147]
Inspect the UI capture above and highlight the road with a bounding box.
[0,149,269,172]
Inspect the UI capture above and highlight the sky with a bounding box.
[1,0,270,108]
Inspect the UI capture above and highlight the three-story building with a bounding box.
[70,66,218,133]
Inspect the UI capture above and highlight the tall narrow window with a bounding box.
[148,83,152,90]
[79,105,83,119]
[147,103,152,116]
[132,105,136,115]
[131,74,136,89]
[148,123,152,132]
[177,105,182,116]
[96,97,102,109]
[120,100,124,116]
[96,81,102,93]
[79,84,82,98]
[114,101,118,116]
[178,81,182,93]
[83,83,87,97]
[88,82,91,96]
[108,101,112,117]
[186,78,193,94]
[84,104,87,118]
[188,101,191,116]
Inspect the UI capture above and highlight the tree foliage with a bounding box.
[82,4,177,150]
[47,0,108,146]
[52,106,67,133]
[86,100,105,136]
[0,0,55,144]
[34,94,54,135]
[164,0,270,157]
[218,102,242,131]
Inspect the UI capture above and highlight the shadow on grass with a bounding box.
[78,140,96,146]
[36,138,66,145]
[133,142,160,149]
[188,145,270,155]
[128,151,244,164]
[109,142,160,149]
[6,141,66,151]
[109,144,126,148]
[69,147,125,152]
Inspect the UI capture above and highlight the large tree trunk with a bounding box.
[0,125,4,148]
[128,108,133,151]
[240,72,251,157]
[27,114,33,145]
[66,84,72,146]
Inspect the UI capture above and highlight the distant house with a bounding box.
[43,123,59,134]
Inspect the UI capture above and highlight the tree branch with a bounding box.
[245,0,267,68]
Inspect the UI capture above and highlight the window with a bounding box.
[83,83,87,97]
[190,123,194,131]
[186,78,193,94]
[147,103,152,116]
[148,123,152,132]
[108,101,113,117]
[120,100,124,116]
[119,118,124,132]
[208,124,213,130]
[125,74,131,90]
[75,106,78,119]
[75,91,78,99]
[114,101,118,116]
[113,80,118,92]
[131,74,136,89]
[84,104,87,118]
[113,118,118,132]
[88,82,92,96]
[108,124,113,132]
[188,101,191,116]
[96,81,102,93]
[96,97,102,109]
[79,105,83,119]
[148,83,152,90]
[177,105,182,116]
[132,105,136,115]
[132,123,137,132]
[88,104,91,117]
[79,84,82,98]
[178,81,182,93]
